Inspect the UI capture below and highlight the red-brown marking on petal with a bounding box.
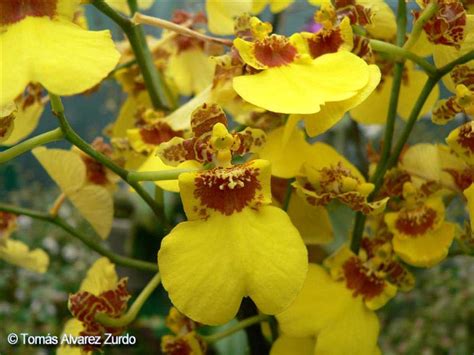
[379,169,412,198]
[194,163,261,215]
[457,123,474,154]
[68,278,130,352]
[254,35,297,67]
[343,257,385,300]
[451,65,474,89]
[0,212,16,234]
[416,0,466,48]
[335,0,371,26]
[0,0,57,26]
[307,28,344,58]
[444,167,474,190]
[140,122,183,145]
[81,156,109,185]
[395,206,437,236]
[191,103,227,138]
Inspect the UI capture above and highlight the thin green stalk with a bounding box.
[107,58,137,79]
[350,0,407,253]
[202,314,270,344]
[403,3,438,51]
[282,178,295,211]
[384,77,438,172]
[128,168,201,183]
[369,40,436,76]
[96,272,161,327]
[92,0,170,110]
[49,94,170,229]
[0,203,158,272]
[0,128,64,164]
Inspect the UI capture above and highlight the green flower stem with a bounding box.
[0,128,64,164]
[403,3,438,51]
[202,314,271,344]
[91,0,170,110]
[369,40,437,76]
[350,0,407,253]
[127,168,202,183]
[282,178,295,212]
[0,202,158,272]
[49,94,170,230]
[95,272,161,327]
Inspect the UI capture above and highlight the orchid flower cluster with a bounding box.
[1,0,473,354]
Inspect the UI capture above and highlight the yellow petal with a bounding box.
[300,64,381,136]
[33,147,113,239]
[105,0,154,14]
[351,63,438,123]
[287,192,334,245]
[158,206,308,325]
[277,264,354,337]
[138,152,202,193]
[167,49,215,96]
[68,186,113,240]
[258,125,310,178]
[233,51,370,114]
[79,257,118,295]
[400,143,441,185]
[269,0,294,13]
[206,0,253,35]
[305,142,365,182]
[165,85,213,132]
[446,121,474,165]
[32,147,86,194]
[358,0,396,40]
[464,184,474,232]
[393,222,455,267]
[270,335,315,355]
[112,91,151,138]
[0,18,119,106]
[2,100,44,145]
[57,319,85,355]
[313,297,380,355]
[0,239,49,273]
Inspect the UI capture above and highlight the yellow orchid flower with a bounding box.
[165,11,217,96]
[1,84,45,146]
[0,0,120,107]
[157,116,307,325]
[232,27,379,117]
[206,0,293,35]
[274,263,380,355]
[293,143,388,214]
[33,141,116,239]
[59,257,130,354]
[157,103,266,167]
[161,307,207,354]
[105,0,154,15]
[385,183,455,267]
[350,61,439,124]
[446,120,474,165]
[0,212,49,273]
[432,65,474,124]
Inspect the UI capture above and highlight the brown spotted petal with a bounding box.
[161,332,207,355]
[157,137,200,166]
[232,127,266,155]
[416,0,467,48]
[335,0,372,26]
[446,121,474,165]
[68,278,130,352]
[432,96,463,124]
[191,103,228,138]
